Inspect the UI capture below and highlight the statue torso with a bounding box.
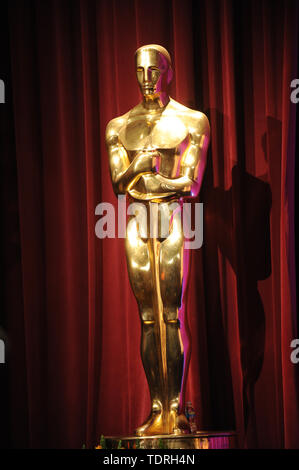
[117,99,197,179]
[109,98,206,200]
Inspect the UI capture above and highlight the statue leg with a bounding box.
[125,204,189,435]
[125,217,165,435]
[159,206,186,434]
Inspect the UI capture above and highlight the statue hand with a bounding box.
[134,150,161,174]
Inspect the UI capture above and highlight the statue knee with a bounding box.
[163,308,180,327]
[165,319,180,328]
[141,308,155,325]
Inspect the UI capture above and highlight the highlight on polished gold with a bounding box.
[105,44,210,436]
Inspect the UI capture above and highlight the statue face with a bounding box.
[135,48,172,97]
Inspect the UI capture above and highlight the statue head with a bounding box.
[135,44,173,99]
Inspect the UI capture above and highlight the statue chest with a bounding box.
[119,115,189,152]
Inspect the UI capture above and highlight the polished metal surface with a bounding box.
[106,44,210,436]
[105,431,237,449]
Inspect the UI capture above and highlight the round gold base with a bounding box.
[105,431,237,449]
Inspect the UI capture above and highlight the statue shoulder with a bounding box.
[169,98,210,137]
[191,110,210,137]
[105,102,143,142]
[106,112,128,141]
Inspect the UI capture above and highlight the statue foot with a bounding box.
[169,398,183,435]
[135,400,164,436]
[135,399,185,436]
[135,411,164,436]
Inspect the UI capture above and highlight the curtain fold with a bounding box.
[5,0,299,448]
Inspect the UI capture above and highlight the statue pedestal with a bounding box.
[105,431,237,449]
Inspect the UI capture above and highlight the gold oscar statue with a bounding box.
[106,44,210,436]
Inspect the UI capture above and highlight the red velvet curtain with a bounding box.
[4,0,299,448]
